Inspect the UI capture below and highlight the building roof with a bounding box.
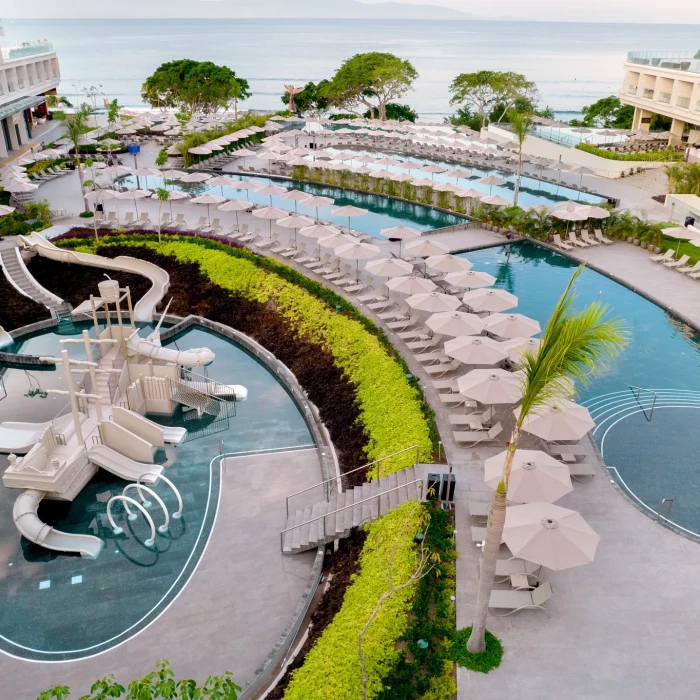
[0,95,47,121]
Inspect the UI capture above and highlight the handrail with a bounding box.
[281,479,424,551]
[285,445,420,516]
[657,498,674,522]
[629,384,658,421]
[179,366,237,416]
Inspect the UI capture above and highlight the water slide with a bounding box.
[179,378,248,401]
[19,233,170,322]
[112,406,187,445]
[0,414,86,454]
[0,326,13,350]
[13,489,104,559]
[126,330,215,367]
[88,444,163,482]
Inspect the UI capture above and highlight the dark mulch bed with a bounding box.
[0,273,50,332]
[266,529,368,700]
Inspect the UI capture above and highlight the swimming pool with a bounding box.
[460,242,700,537]
[0,324,313,660]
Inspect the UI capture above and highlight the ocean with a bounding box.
[2,18,698,120]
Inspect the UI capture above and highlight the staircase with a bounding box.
[170,378,226,418]
[0,247,70,315]
[282,465,424,555]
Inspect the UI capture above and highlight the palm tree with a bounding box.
[61,106,92,213]
[466,265,627,654]
[155,188,170,244]
[509,110,533,207]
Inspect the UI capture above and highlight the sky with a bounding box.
[1,0,699,23]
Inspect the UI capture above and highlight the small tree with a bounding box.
[155,149,168,169]
[509,109,534,206]
[155,187,170,243]
[467,267,627,654]
[82,84,104,128]
[106,99,121,131]
[61,105,92,213]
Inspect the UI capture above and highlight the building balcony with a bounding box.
[626,51,700,75]
[627,86,638,96]
[642,88,655,99]
[0,41,55,63]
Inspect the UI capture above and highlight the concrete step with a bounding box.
[283,508,304,554]
[324,493,338,536]
[384,472,399,510]
[290,508,307,553]
[343,489,356,532]
[368,478,382,522]
[307,501,326,547]
[297,506,313,549]
[361,482,372,526]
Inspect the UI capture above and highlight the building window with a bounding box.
[627,86,638,95]
[7,81,14,92]
[677,97,690,109]
[658,92,671,104]
[18,79,24,90]
[643,88,654,99]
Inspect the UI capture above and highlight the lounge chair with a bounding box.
[663,254,689,269]
[553,234,573,251]
[689,269,700,281]
[678,260,700,275]
[492,557,542,583]
[123,211,139,228]
[432,379,458,392]
[449,406,494,426]
[425,359,462,377]
[568,231,587,248]
[440,394,477,408]
[192,216,208,232]
[580,231,600,246]
[201,217,222,234]
[170,213,186,230]
[488,581,553,616]
[453,422,503,446]
[650,249,674,263]
[367,293,400,311]
[104,211,118,227]
[569,462,596,481]
[594,229,613,245]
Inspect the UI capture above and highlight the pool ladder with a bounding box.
[628,384,658,422]
[657,498,674,522]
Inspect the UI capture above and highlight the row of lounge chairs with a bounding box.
[650,249,700,279]
[553,230,613,251]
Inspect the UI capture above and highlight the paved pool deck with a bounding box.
[0,449,319,698]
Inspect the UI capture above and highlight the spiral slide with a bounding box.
[13,490,104,559]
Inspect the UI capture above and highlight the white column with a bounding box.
[62,350,85,445]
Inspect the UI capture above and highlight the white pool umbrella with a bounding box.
[229,179,259,201]
[444,336,508,365]
[484,313,541,339]
[553,209,588,222]
[386,275,437,295]
[484,450,572,504]
[503,337,542,365]
[191,193,226,222]
[332,205,368,234]
[318,232,357,250]
[188,146,212,156]
[462,288,518,313]
[480,194,512,207]
[218,198,253,230]
[442,168,473,180]
[153,189,189,218]
[575,205,610,220]
[207,176,236,196]
[179,172,212,183]
[514,400,595,442]
[444,269,496,290]
[0,205,16,216]
[404,238,449,258]
[278,189,313,213]
[425,311,485,337]
[2,180,37,193]
[457,368,522,404]
[299,223,342,239]
[380,225,422,256]
[336,240,380,278]
[503,503,600,571]
[661,226,699,240]
[117,188,150,215]
[477,174,507,194]
[302,195,335,221]
[277,213,315,245]
[364,257,414,278]
[406,291,462,313]
[254,183,287,204]
[252,206,289,236]
[161,169,186,180]
[425,254,473,273]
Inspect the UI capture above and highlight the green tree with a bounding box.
[321,52,418,121]
[509,109,534,206]
[445,106,482,131]
[154,187,170,244]
[366,102,417,122]
[449,71,538,128]
[576,95,634,128]
[467,267,627,654]
[46,94,72,109]
[155,149,168,168]
[664,162,700,196]
[280,80,331,117]
[106,99,121,130]
[61,105,92,213]
[142,59,250,115]
[227,75,252,120]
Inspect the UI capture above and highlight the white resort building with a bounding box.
[0,18,60,159]
[620,51,700,147]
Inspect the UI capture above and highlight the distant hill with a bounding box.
[2,0,484,20]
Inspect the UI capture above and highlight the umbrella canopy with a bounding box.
[161,169,186,180]
[457,368,522,404]
[255,184,287,197]
[477,175,507,186]
[188,146,212,155]
[484,313,541,339]
[515,400,595,441]
[207,176,235,187]
[364,257,414,278]
[318,232,357,250]
[230,179,259,191]
[553,209,588,222]
[425,254,473,273]
[552,200,582,212]
[380,225,422,240]
[462,288,517,313]
[444,269,496,289]
[117,189,150,200]
[575,205,610,220]
[480,194,512,206]
[0,205,16,216]
[179,172,212,183]
[279,189,313,202]
[191,194,226,205]
[404,238,449,258]
[133,167,161,177]
[276,214,315,229]
[335,240,380,260]
[503,337,542,364]
[252,206,288,220]
[302,195,335,208]
[442,168,473,179]
[2,180,37,193]
[299,223,343,239]
[218,199,253,212]
[386,275,437,295]
[406,291,462,313]
[503,502,600,571]
[426,311,485,337]
[661,226,700,240]
[484,450,573,503]
[84,189,119,202]
[444,336,508,365]
[332,204,368,233]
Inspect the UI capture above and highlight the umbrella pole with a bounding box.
[236,211,240,231]
[170,200,173,218]
[134,200,139,217]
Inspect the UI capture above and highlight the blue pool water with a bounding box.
[461,243,700,536]
[0,324,312,660]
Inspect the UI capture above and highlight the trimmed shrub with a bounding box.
[576,143,683,162]
[449,627,503,674]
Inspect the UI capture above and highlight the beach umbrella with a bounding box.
[252,206,289,236]
[457,368,522,404]
[278,189,313,213]
[132,166,162,189]
[442,168,473,180]
[355,154,378,164]
[335,240,380,279]
[444,336,508,365]
[419,164,446,179]
[502,337,542,365]
[318,232,356,251]
[484,450,573,504]
[207,175,236,196]
[404,238,449,258]
[480,194,512,207]
[380,225,422,257]
[218,198,253,230]
[191,193,226,223]
[514,400,595,442]
[364,257,414,278]
[299,223,343,240]
[406,291,461,313]
[332,205,368,234]
[444,269,496,290]
[179,172,212,184]
[161,169,186,181]
[254,183,287,205]
[571,127,593,143]
[390,173,415,183]
[0,205,16,216]
[2,180,38,194]
[425,311,485,337]
[276,213,315,245]
[462,288,518,313]
[117,188,150,216]
[188,146,212,157]
[153,189,189,218]
[503,503,600,571]
[229,179,259,201]
[477,174,507,194]
[386,275,437,295]
[553,209,588,226]
[484,313,541,339]
[661,226,700,240]
[575,205,610,220]
[425,254,473,273]
[552,200,582,211]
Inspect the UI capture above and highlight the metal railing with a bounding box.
[179,366,237,416]
[628,384,658,422]
[281,480,424,551]
[1,42,55,61]
[657,498,674,522]
[285,445,420,517]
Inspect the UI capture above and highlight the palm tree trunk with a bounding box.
[513,150,523,206]
[467,433,519,653]
[76,160,90,213]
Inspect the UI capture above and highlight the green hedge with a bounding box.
[576,143,683,162]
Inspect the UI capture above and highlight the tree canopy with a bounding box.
[569,95,635,128]
[320,52,418,120]
[280,80,331,116]
[141,59,251,114]
[449,71,538,128]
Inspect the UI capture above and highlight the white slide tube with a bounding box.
[127,334,215,367]
[13,490,104,559]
